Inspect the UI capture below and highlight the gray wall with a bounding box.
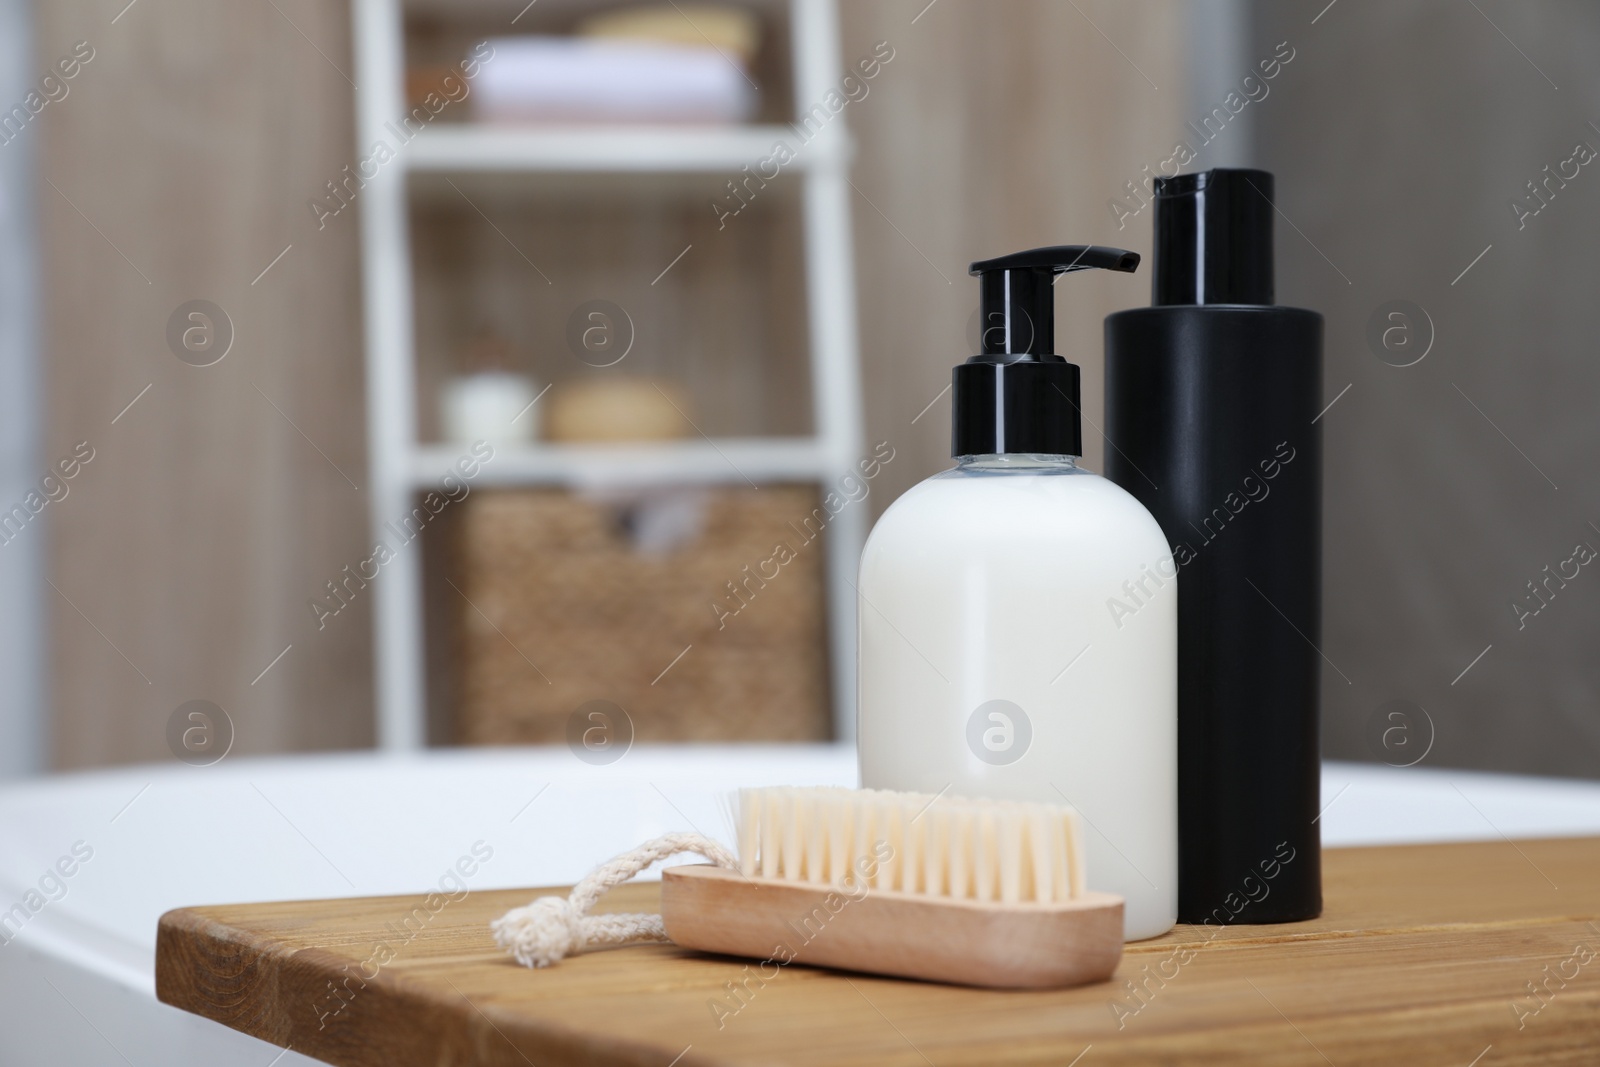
[1247,0,1600,776]
[0,0,43,779]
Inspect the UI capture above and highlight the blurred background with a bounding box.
[2,0,1596,780]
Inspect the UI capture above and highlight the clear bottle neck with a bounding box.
[954,453,1080,471]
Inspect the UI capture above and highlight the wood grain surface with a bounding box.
[157,838,1600,1065]
[40,0,373,766]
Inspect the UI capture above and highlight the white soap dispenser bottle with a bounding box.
[857,245,1177,940]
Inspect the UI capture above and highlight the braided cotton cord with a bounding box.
[491,832,738,969]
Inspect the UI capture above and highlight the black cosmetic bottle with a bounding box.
[1104,168,1323,924]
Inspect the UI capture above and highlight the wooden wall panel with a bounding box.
[38,0,1186,767]
[839,0,1187,515]
[41,0,372,766]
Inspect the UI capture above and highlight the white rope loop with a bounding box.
[491,831,737,969]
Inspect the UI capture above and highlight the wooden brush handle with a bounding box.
[660,865,1123,989]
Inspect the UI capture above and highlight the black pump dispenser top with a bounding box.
[1152,168,1275,306]
[952,245,1140,458]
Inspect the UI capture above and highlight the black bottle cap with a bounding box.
[1152,168,1275,306]
[952,245,1140,458]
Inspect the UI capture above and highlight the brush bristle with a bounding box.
[734,787,1086,903]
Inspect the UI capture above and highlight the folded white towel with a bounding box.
[472,37,757,125]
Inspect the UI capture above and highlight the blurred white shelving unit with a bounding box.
[350,0,865,750]
[406,124,847,172]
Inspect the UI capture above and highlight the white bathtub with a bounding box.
[2,746,1599,1066]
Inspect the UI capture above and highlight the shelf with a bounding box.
[359,0,864,749]
[403,124,842,173]
[411,438,836,489]
[403,0,788,15]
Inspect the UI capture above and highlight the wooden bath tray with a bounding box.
[157,838,1600,1066]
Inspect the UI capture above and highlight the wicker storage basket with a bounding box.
[451,485,832,744]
